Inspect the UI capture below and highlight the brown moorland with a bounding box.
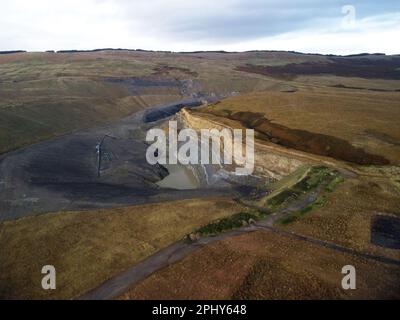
[120,230,400,300]
[0,198,245,299]
[236,56,400,80]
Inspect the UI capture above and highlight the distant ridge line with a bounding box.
[1,48,398,57]
[0,50,27,55]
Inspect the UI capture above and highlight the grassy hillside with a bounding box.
[2,50,399,155]
[0,198,246,299]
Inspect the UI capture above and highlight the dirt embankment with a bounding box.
[179,108,306,180]
[222,111,389,165]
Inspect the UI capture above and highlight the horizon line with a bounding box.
[1,48,399,57]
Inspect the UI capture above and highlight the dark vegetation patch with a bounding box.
[331,84,400,92]
[235,57,400,80]
[275,167,343,225]
[325,175,345,192]
[0,50,26,55]
[188,211,267,238]
[224,111,389,165]
[106,77,181,88]
[267,189,295,208]
[152,65,198,77]
[144,99,203,122]
[105,77,183,97]
[268,166,338,212]
[344,53,386,57]
[371,215,400,249]
[279,196,327,225]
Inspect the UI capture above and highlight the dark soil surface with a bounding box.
[152,65,199,77]
[144,99,203,122]
[0,101,236,222]
[331,84,400,92]
[236,56,400,80]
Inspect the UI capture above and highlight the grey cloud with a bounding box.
[1,0,399,52]
[118,0,400,43]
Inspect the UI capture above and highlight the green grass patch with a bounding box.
[301,196,327,214]
[279,215,297,225]
[325,175,345,192]
[269,166,342,225]
[267,189,298,208]
[189,166,344,233]
[266,166,337,212]
[189,210,267,237]
[278,195,328,225]
[266,165,310,195]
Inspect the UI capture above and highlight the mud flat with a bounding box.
[156,164,200,190]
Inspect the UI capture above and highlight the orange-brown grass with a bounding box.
[278,175,400,261]
[120,230,400,300]
[0,198,245,299]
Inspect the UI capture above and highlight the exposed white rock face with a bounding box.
[178,108,306,182]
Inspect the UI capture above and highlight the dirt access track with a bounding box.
[81,181,400,300]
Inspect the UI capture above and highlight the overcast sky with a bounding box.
[1,0,399,54]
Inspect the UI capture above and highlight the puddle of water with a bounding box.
[156,164,200,190]
[371,215,400,249]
